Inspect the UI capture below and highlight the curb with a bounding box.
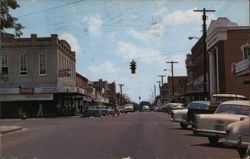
[0,127,23,135]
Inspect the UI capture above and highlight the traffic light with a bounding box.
[130,59,136,74]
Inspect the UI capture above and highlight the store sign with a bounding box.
[58,69,71,77]
[36,87,59,93]
[20,88,34,94]
[0,94,53,101]
[235,57,250,73]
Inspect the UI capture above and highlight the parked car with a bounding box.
[82,105,101,117]
[193,100,250,145]
[181,101,211,129]
[142,105,150,112]
[209,94,247,113]
[107,107,115,116]
[171,101,211,129]
[98,105,108,116]
[124,104,134,113]
[224,117,250,158]
[166,103,184,114]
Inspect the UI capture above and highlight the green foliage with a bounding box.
[0,0,24,37]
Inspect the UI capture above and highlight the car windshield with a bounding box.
[215,104,250,115]
[1,0,250,159]
[187,102,210,109]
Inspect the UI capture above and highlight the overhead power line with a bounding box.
[18,0,85,18]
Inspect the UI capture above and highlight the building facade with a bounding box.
[0,33,78,118]
[206,18,250,99]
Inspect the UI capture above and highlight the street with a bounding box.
[1,112,240,159]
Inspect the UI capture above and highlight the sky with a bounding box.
[8,0,250,103]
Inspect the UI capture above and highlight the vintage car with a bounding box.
[166,103,184,114]
[193,100,250,145]
[171,101,211,129]
[180,101,211,129]
[209,94,247,113]
[224,117,250,158]
[81,105,102,118]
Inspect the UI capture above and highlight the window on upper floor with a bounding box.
[243,47,250,59]
[39,53,47,76]
[1,54,8,75]
[19,54,27,76]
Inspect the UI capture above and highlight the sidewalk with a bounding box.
[0,125,23,135]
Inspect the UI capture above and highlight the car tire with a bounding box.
[180,122,187,129]
[208,137,219,145]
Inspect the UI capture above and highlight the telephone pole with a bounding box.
[156,80,161,104]
[158,75,166,103]
[194,8,215,99]
[118,84,124,105]
[167,61,178,98]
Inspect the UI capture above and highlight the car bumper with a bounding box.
[224,139,250,148]
[193,129,226,138]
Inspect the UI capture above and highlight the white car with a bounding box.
[171,109,188,122]
[166,103,184,114]
[193,100,250,145]
[142,105,150,112]
[224,117,250,158]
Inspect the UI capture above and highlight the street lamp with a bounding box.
[188,36,199,40]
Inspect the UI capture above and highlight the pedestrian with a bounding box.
[18,108,27,120]
[56,103,61,116]
[37,103,43,117]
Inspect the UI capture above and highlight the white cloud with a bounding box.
[88,61,120,81]
[128,14,139,20]
[116,41,165,65]
[162,8,201,25]
[127,21,165,42]
[82,14,103,37]
[59,32,81,53]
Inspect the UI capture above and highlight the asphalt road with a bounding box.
[0,112,240,159]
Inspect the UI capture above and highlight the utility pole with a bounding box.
[156,80,161,104]
[118,84,124,106]
[158,75,166,104]
[167,61,178,98]
[194,8,215,99]
[154,84,156,99]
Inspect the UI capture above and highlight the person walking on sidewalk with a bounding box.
[37,103,43,117]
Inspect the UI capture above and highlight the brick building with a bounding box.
[0,33,79,118]
[207,17,250,99]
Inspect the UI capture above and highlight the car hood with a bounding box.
[227,117,250,138]
[195,113,247,131]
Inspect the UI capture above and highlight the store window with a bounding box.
[1,54,8,75]
[20,54,27,76]
[243,47,250,59]
[39,53,47,75]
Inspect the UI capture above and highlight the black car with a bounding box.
[180,101,211,129]
[82,106,101,118]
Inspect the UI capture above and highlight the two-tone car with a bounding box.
[166,103,184,114]
[193,100,250,145]
[224,117,250,158]
[171,101,211,129]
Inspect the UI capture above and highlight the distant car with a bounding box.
[166,103,184,114]
[193,100,250,145]
[98,105,108,116]
[142,105,150,112]
[224,117,250,158]
[107,107,115,116]
[124,104,134,113]
[82,105,101,117]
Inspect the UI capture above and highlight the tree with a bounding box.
[0,0,24,37]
